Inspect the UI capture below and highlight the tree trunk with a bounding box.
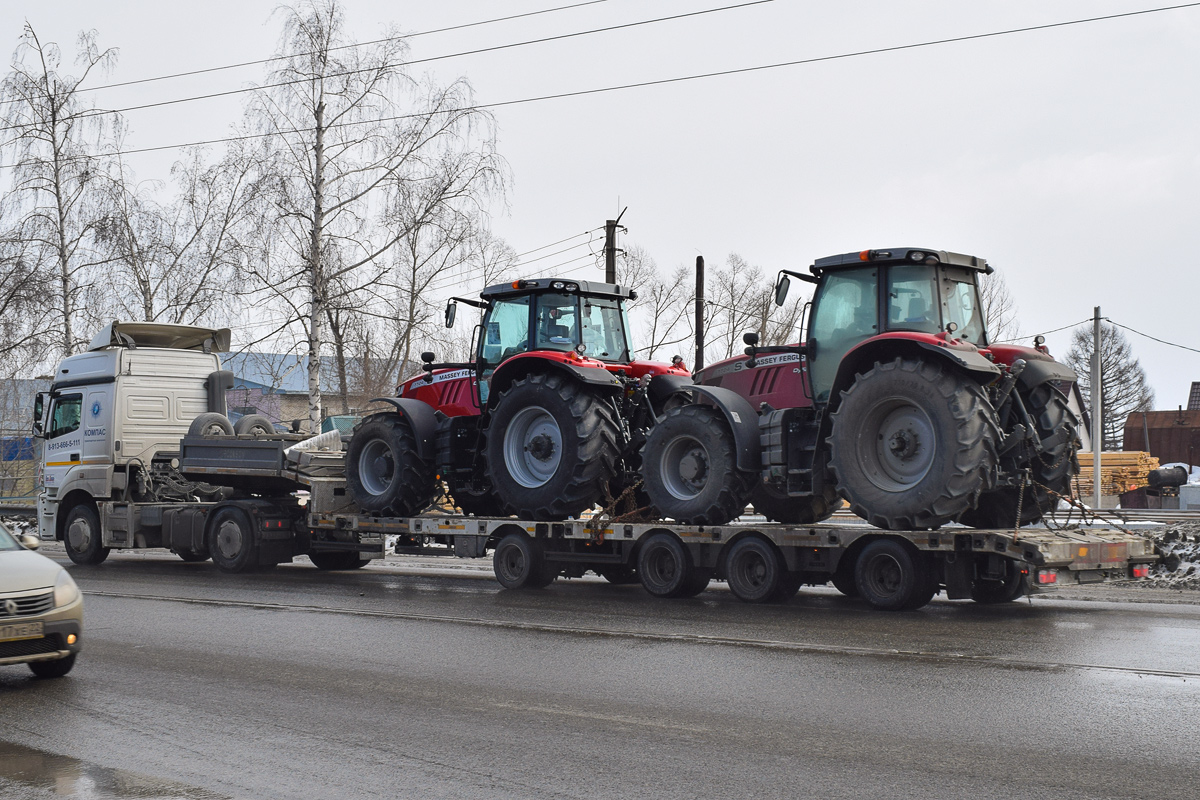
[306,99,327,432]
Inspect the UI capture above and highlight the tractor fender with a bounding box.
[676,385,761,473]
[366,397,439,463]
[831,337,1001,409]
[1015,357,1077,391]
[488,358,621,404]
[647,373,694,415]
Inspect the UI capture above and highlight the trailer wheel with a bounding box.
[830,560,859,597]
[188,412,234,438]
[829,358,998,530]
[637,532,699,598]
[678,569,711,598]
[207,507,259,573]
[29,654,76,679]
[347,414,438,517]
[309,551,364,570]
[233,414,275,436]
[642,405,755,525]
[971,565,1028,604]
[596,565,639,584]
[725,536,785,603]
[63,503,109,566]
[854,539,931,611]
[175,547,210,563]
[492,533,557,589]
[485,372,620,520]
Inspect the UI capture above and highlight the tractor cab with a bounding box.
[778,248,992,402]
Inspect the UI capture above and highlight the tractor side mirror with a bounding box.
[742,332,759,346]
[774,274,791,307]
[31,392,45,437]
[421,351,436,383]
[445,301,457,328]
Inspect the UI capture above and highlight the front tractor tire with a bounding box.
[642,404,755,526]
[346,414,438,518]
[829,358,999,530]
[484,373,620,521]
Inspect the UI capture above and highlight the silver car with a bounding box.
[0,520,83,678]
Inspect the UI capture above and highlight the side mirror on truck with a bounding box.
[31,392,45,438]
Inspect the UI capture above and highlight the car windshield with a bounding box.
[0,523,20,551]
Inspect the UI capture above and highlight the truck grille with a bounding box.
[0,591,54,618]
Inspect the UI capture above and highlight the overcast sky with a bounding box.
[3,0,1198,406]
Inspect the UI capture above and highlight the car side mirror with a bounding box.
[774,274,791,306]
[445,301,457,328]
[20,534,39,550]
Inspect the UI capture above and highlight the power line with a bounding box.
[4,2,1197,169]
[1106,319,1200,356]
[16,1,773,132]
[993,318,1093,344]
[423,228,602,295]
[80,1,611,94]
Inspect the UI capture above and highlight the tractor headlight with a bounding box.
[552,281,565,289]
[54,569,80,607]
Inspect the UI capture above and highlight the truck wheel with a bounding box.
[829,358,998,530]
[484,373,620,520]
[642,405,754,525]
[175,547,210,563]
[637,532,698,598]
[346,414,438,517]
[29,654,76,679]
[971,565,1028,604]
[207,507,259,573]
[233,414,275,436]
[960,385,1078,529]
[63,503,109,566]
[188,412,234,437]
[750,481,840,525]
[725,536,785,603]
[854,539,930,611]
[447,476,507,517]
[309,551,363,570]
[492,532,557,589]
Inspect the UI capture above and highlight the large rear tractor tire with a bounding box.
[642,405,755,525]
[484,373,620,520]
[346,414,438,518]
[829,358,998,530]
[960,384,1079,529]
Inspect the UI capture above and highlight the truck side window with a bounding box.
[48,394,82,440]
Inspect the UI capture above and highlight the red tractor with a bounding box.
[346,278,691,521]
[642,247,1080,531]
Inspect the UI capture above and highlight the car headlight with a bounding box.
[54,570,80,607]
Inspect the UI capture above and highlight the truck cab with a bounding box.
[34,321,232,560]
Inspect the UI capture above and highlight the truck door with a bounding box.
[82,385,114,465]
[43,392,83,492]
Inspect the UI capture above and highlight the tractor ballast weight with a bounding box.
[642,247,1080,531]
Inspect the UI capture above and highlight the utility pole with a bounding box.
[602,207,627,285]
[1092,305,1102,510]
[694,255,705,370]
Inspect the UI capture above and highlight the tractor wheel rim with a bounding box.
[660,434,710,500]
[860,397,936,491]
[358,439,395,496]
[215,520,244,560]
[505,406,562,488]
[67,517,92,551]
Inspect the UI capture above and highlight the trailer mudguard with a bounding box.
[1015,358,1078,391]
[367,397,439,463]
[678,385,761,472]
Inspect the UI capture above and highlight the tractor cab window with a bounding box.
[533,293,579,353]
[479,295,531,368]
[580,296,630,361]
[941,268,987,345]
[48,393,82,440]
[808,267,878,402]
[886,265,941,335]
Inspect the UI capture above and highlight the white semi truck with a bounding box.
[32,321,1158,609]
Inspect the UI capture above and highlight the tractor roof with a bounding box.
[812,248,992,275]
[479,278,634,301]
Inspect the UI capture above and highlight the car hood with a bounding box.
[0,550,62,594]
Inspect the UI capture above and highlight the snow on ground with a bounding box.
[1140,521,1200,590]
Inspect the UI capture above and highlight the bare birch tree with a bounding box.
[979,270,1021,342]
[242,0,504,430]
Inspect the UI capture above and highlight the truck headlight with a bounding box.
[54,570,80,607]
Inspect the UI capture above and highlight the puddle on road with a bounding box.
[0,741,230,800]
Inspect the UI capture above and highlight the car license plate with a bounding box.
[0,621,44,642]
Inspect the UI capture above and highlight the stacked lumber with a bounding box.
[1074,451,1160,496]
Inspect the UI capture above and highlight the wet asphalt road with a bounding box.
[3,550,1200,800]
